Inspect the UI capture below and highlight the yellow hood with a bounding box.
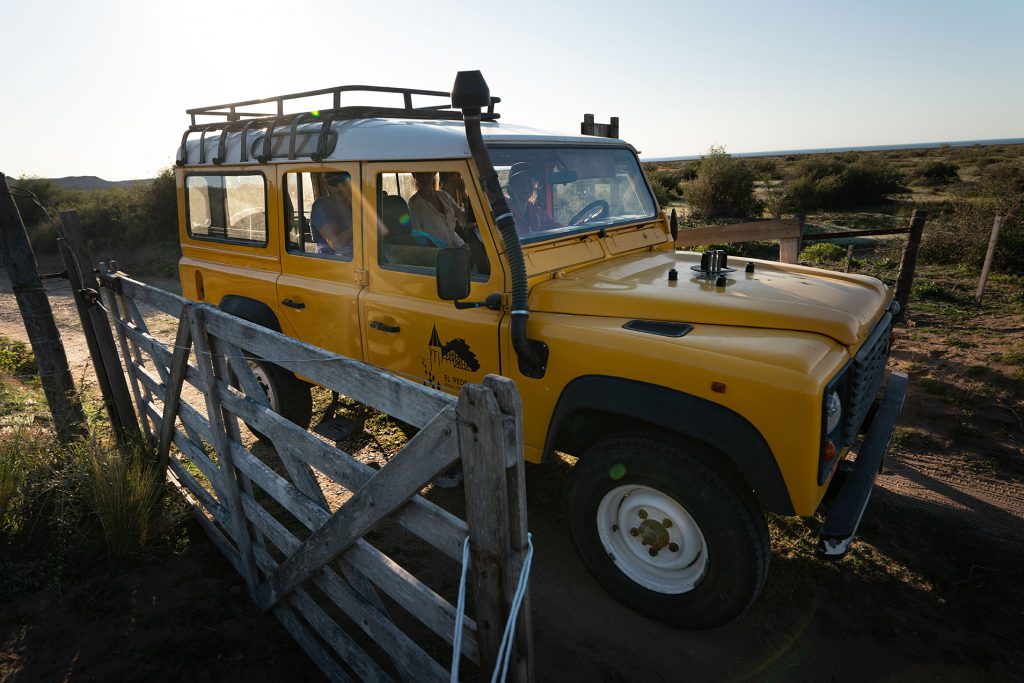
[530,251,890,346]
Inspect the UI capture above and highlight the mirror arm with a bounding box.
[453,293,503,311]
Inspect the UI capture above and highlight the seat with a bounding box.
[381,194,417,245]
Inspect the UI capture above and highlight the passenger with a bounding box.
[409,172,466,247]
[311,171,354,257]
[439,172,468,212]
[506,162,560,234]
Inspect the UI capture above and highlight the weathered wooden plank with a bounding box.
[189,306,260,593]
[801,226,912,241]
[156,316,193,473]
[458,384,513,676]
[270,600,354,683]
[247,533,390,682]
[219,338,329,511]
[102,279,157,445]
[138,371,224,493]
[202,305,454,428]
[894,210,928,322]
[482,375,533,683]
[243,495,448,683]
[343,536,481,664]
[216,384,467,559]
[168,454,226,522]
[254,407,460,610]
[675,219,801,248]
[121,321,204,389]
[0,174,86,442]
[58,212,140,444]
[115,273,192,317]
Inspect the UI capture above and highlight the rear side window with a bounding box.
[185,173,267,245]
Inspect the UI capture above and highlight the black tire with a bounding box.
[565,430,770,629]
[240,358,312,442]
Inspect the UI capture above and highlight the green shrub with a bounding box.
[0,337,38,377]
[646,170,685,207]
[783,154,906,212]
[799,242,847,265]
[682,146,762,219]
[84,439,182,558]
[918,162,1023,270]
[913,160,959,186]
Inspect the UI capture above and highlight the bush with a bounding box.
[682,146,762,219]
[0,337,38,377]
[646,170,685,207]
[783,154,906,212]
[913,160,959,186]
[1,428,183,565]
[83,439,182,558]
[799,242,847,266]
[919,161,1024,270]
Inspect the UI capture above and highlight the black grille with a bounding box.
[845,312,892,438]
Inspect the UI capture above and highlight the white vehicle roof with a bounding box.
[177,118,633,167]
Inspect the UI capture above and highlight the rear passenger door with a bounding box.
[275,164,365,360]
[359,161,504,393]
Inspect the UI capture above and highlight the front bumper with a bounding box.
[817,371,909,558]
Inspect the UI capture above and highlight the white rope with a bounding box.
[450,533,535,683]
[450,536,471,683]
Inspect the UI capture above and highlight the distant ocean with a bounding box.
[641,137,1024,163]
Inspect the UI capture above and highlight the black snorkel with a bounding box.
[452,71,547,379]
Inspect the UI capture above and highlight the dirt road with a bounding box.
[2,272,1023,682]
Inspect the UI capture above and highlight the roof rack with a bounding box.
[178,84,501,166]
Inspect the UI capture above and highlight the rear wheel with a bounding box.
[240,358,312,442]
[565,430,770,629]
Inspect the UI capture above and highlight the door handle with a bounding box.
[281,298,305,309]
[370,320,400,334]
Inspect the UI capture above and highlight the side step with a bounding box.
[818,371,909,558]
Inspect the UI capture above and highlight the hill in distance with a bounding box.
[52,176,152,191]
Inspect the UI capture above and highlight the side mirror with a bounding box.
[436,247,471,301]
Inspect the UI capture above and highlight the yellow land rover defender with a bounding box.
[175,71,908,628]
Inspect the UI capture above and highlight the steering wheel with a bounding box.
[569,200,610,226]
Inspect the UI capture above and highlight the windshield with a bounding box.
[487,146,658,242]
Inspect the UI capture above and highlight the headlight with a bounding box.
[826,390,842,434]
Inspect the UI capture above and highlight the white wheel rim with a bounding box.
[248,361,277,410]
[596,485,708,594]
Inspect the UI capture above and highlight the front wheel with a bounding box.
[565,431,770,629]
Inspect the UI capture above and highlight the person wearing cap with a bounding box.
[506,163,560,234]
[311,171,354,257]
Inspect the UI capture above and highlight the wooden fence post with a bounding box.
[482,375,533,683]
[893,209,928,323]
[458,382,519,682]
[844,244,855,273]
[57,210,140,446]
[779,214,803,264]
[0,173,86,442]
[975,214,1003,303]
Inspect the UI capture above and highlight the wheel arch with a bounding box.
[218,294,282,332]
[544,375,795,515]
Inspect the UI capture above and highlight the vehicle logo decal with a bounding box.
[423,324,479,391]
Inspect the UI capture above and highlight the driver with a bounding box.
[507,162,561,234]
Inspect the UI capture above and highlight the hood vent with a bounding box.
[623,320,693,338]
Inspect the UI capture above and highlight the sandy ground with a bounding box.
[2,272,1023,682]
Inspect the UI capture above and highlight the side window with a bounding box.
[376,171,489,276]
[185,174,266,245]
[284,171,353,261]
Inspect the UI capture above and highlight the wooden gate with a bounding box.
[97,265,533,683]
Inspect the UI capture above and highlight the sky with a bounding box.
[1,0,1021,181]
